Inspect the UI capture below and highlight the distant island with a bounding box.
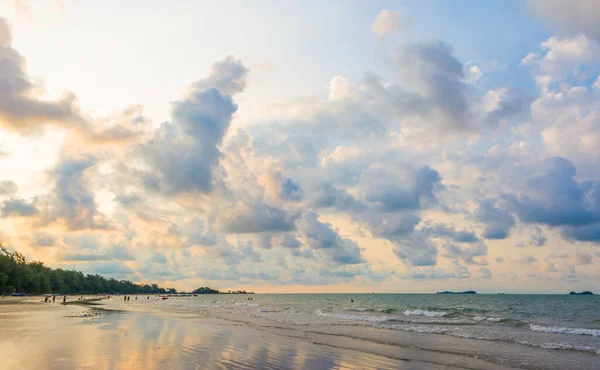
[568,291,594,295]
[436,291,477,295]
[190,287,253,295]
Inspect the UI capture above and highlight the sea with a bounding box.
[131,293,600,369]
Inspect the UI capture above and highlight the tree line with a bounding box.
[0,245,177,295]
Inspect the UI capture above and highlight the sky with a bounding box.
[1,0,600,293]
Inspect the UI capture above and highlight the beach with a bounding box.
[1,294,598,369]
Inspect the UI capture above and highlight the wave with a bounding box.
[403,309,447,317]
[344,307,397,314]
[316,310,396,323]
[473,316,503,322]
[343,307,376,312]
[529,324,600,337]
[378,324,600,355]
[234,303,261,307]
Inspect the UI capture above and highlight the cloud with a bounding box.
[528,226,547,247]
[482,88,532,127]
[421,223,478,243]
[396,40,472,130]
[474,199,516,239]
[0,180,17,195]
[516,255,539,264]
[0,18,81,133]
[297,212,364,265]
[278,178,304,202]
[505,158,600,239]
[443,241,488,265]
[51,154,109,230]
[62,246,136,262]
[522,35,600,90]
[137,57,247,196]
[527,0,600,40]
[372,9,412,38]
[392,231,438,266]
[1,198,38,217]
[33,233,55,247]
[477,267,492,279]
[573,251,593,265]
[221,203,298,234]
[362,166,441,212]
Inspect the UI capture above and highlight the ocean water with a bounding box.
[130,294,600,369]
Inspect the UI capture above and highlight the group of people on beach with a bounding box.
[43,295,66,303]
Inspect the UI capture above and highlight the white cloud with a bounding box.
[372,9,412,38]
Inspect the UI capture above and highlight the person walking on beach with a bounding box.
[124,295,126,302]
[52,295,55,303]
[63,295,66,304]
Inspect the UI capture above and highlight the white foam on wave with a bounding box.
[529,324,600,337]
[473,316,503,322]
[402,309,447,317]
[234,303,261,307]
[379,324,600,355]
[343,307,374,312]
[315,309,393,323]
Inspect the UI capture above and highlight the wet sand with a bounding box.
[0,298,514,369]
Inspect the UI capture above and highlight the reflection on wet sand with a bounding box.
[1,302,435,370]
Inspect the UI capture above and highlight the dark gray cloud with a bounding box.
[392,232,438,266]
[396,39,471,130]
[561,223,600,242]
[138,57,247,196]
[528,226,547,247]
[1,198,38,217]
[362,166,441,212]
[280,234,303,249]
[0,180,17,195]
[421,223,478,243]
[308,182,364,211]
[222,203,298,234]
[504,157,600,243]
[365,213,421,239]
[298,212,364,265]
[278,178,303,201]
[483,88,532,128]
[52,154,108,230]
[475,199,516,239]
